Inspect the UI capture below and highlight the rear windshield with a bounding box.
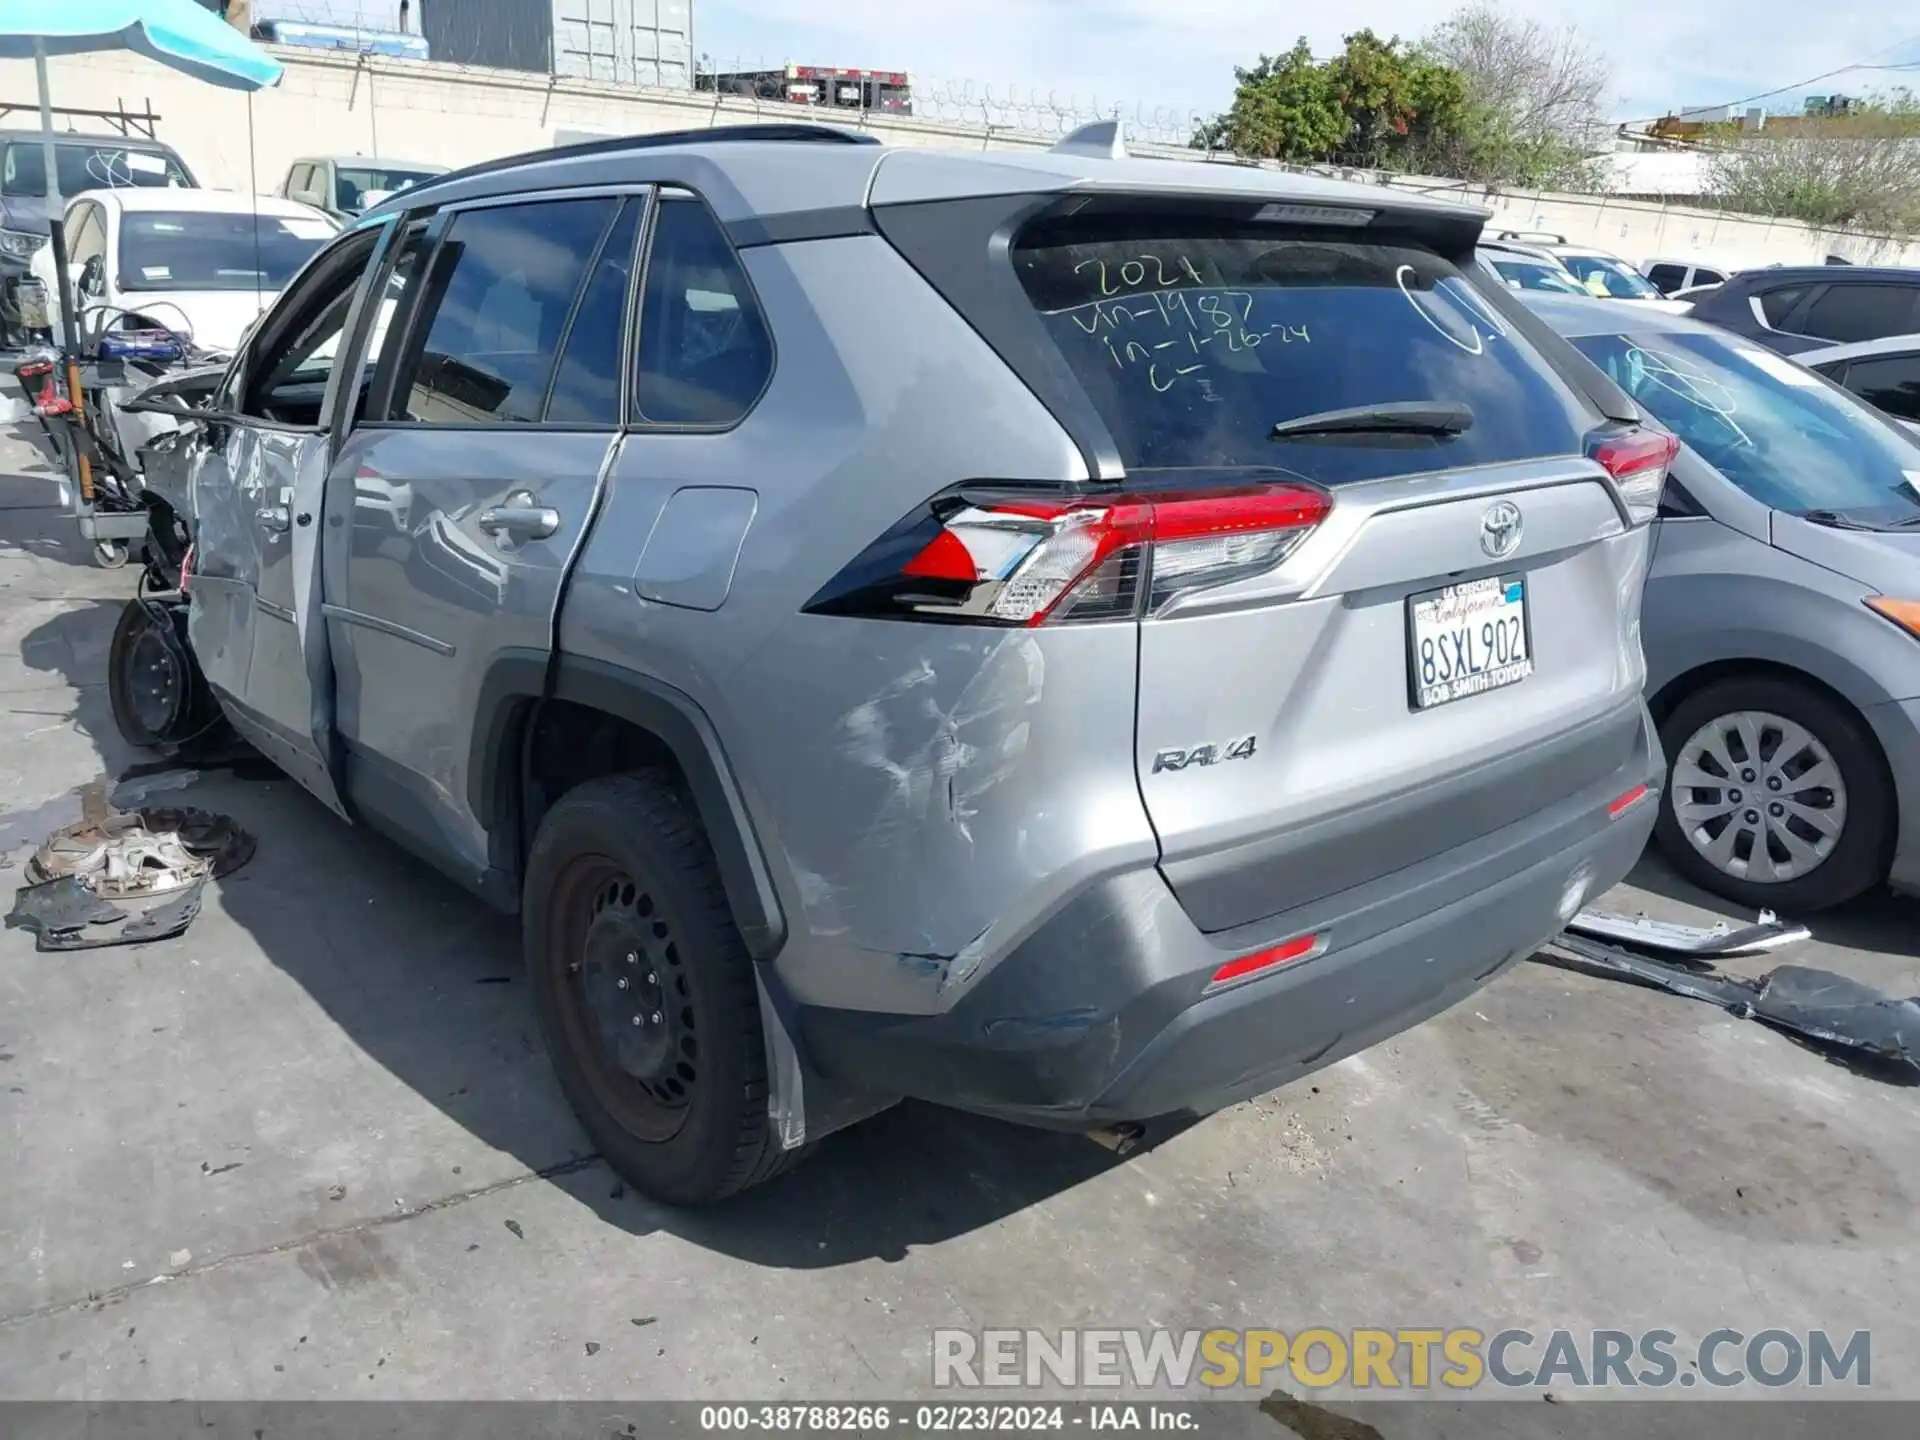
[1013,219,1591,482]
[2,141,192,198]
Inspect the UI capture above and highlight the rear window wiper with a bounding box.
[1799,509,1882,531]
[1270,401,1474,441]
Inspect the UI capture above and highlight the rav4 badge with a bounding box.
[1152,735,1258,774]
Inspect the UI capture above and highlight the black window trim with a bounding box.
[351,182,653,436]
[625,183,779,437]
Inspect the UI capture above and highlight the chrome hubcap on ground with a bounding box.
[1672,709,1847,884]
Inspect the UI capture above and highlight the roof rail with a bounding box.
[1496,229,1568,245]
[379,123,881,208]
[1050,119,1127,160]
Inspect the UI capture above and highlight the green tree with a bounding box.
[1325,30,1466,170]
[1198,40,1348,162]
[1193,31,1467,172]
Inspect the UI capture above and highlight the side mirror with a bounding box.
[78,255,105,296]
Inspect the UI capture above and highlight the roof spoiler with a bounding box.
[1050,120,1127,161]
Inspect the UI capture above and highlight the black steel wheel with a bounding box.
[107,596,217,753]
[523,771,806,1205]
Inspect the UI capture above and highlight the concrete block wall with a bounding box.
[5,45,1918,273]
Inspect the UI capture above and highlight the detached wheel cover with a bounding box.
[1670,708,1847,884]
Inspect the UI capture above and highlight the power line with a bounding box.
[1617,35,1920,125]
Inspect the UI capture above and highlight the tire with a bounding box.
[94,539,130,569]
[106,596,224,755]
[1654,676,1892,913]
[523,771,804,1206]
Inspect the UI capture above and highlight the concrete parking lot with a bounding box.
[2,436,1917,1413]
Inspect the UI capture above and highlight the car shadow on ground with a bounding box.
[12,597,1150,1268]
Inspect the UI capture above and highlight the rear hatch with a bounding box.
[1007,211,1657,931]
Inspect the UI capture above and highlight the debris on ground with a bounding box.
[1542,928,1920,1083]
[4,806,253,951]
[1565,905,1809,957]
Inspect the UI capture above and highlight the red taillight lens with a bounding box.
[1207,931,1323,991]
[178,543,194,595]
[806,481,1332,626]
[1588,426,1680,525]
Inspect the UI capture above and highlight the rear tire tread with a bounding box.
[525,771,805,1204]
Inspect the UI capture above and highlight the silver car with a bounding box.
[145,124,1666,1203]
[1529,293,1920,912]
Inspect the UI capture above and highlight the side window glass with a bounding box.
[1760,285,1807,329]
[1696,268,1727,286]
[633,193,773,426]
[1803,284,1913,344]
[385,197,616,425]
[69,206,105,269]
[1847,354,1920,422]
[239,231,383,427]
[546,199,641,425]
[1647,263,1683,292]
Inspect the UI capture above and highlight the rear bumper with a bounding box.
[798,704,1663,1125]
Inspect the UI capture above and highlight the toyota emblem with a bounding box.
[1480,500,1523,559]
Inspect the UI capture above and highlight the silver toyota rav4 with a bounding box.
[143,123,1667,1204]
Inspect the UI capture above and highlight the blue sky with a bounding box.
[298,0,1919,129]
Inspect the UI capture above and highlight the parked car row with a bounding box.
[0,125,444,352]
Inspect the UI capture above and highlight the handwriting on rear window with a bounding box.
[1061,286,1310,397]
[1072,253,1205,297]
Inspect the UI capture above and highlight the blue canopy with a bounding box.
[0,0,284,91]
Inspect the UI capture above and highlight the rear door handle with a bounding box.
[478,493,559,541]
[255,504,290,532]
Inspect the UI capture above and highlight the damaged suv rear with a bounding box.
[161,125,1666,1204]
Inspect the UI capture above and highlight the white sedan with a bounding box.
[30,188,339,355]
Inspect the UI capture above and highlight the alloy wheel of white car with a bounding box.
[1671,709,1847,884]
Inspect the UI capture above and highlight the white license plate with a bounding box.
[1408,575,1533,710]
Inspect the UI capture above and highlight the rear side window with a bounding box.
[1695,267,1727,286]
[388,196,618,424]
[633,193,773,426]
[1802,284,1920,343]
[1013,220,1591,481]
[1758,285,1807,328]
[1844,352,1920,422]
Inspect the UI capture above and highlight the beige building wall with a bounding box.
[6,44,1917,273]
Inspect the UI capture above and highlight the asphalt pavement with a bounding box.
[2,436,1916,1418]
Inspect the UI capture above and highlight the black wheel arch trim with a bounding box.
[470,648,788,960]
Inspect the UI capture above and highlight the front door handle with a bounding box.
[255,504,290,532]
[478,490,559,542]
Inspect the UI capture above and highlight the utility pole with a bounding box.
[225,0,251,34]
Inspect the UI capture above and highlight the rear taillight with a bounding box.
[178,543,194,595]
[804,481,1332,626]
[1589,426,1680,526]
